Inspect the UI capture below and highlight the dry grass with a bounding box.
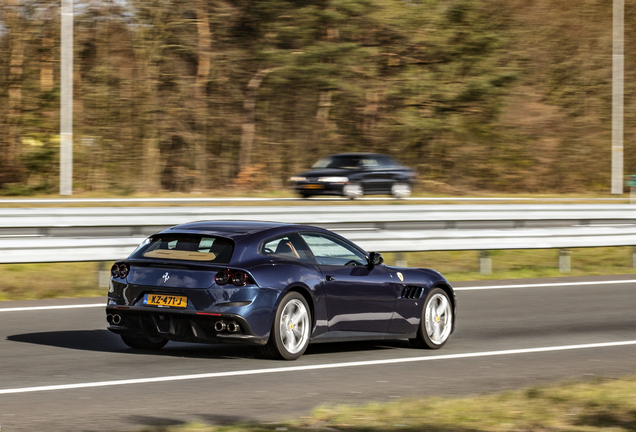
[305,377,636,432]
[384,247,636,281]
[133,376,636,432]
[0,190,632,208]
[1,247,635,301]
[0,261,110,301]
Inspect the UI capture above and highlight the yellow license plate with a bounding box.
[302,184,324,189]
[144,294,188,308]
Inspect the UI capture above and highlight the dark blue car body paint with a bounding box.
[106,221,455,349]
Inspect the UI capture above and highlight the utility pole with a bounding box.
[611,0,624,194]
[60,0,73,195]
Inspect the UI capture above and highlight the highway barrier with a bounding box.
[0,204,635,265]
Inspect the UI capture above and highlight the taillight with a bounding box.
[215,270,251,286]
[111,263,129,279]
[214,270,230,285]
[231,271,249,286]
[118,263,129,279]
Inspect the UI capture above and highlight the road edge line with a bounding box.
[2,340,636,395]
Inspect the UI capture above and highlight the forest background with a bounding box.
[0,0,635,196]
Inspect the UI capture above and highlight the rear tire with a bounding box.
[261,292,311,360]
[121,334,168,350]
[410,288,453,349]
[391,183,411,199]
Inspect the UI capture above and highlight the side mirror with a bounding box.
[368,252,384,266]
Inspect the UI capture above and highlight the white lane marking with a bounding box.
[1,340,635,395]
[0,304,103,312]
[454,279,636,291]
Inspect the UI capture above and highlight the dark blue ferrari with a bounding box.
[106,221,456,360]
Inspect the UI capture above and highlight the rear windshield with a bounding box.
[129,234,234,263]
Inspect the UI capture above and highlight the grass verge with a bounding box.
[0,261,111,301]
[383,247,636,281]
[1,247,636,301]
[0,190,632,207]
[131,376,636,432]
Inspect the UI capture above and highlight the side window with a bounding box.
[300,233,367,266]
[360,157,380,169]
[378,155,399,168]
[260,233,315,263]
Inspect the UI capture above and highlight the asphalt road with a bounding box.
[1,275,635,432]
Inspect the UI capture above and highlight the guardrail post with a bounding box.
[632,246,636,267]
[97,262,110,288]
[479,250,492,275]
[559,249,571,273]
[395,252,407,268]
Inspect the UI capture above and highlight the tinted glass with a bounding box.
[311,156,362,170]
[129,235,234,263]
[377,156,400,168]
[260,233,315,263]
[360,157,380,169]
[300,233,367,266]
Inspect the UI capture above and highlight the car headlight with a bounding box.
[318,176,349,183]
[289,176,306,182]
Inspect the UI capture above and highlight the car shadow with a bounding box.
[7,330,122,352]
[6,330,257,359]
[6,330,412,359]
[304,339,412,355]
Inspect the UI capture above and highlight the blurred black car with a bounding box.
[289,153,416,199]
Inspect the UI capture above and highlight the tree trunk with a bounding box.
[313,23,339,153]
[363,90,379,134]
[238,68,277,170]
[4,0,25,184]
[193,3,212,189]
[134,5,164,192]
[40,35,54,92]
[195,5,211,99]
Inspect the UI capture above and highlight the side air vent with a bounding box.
[402,286,424,299]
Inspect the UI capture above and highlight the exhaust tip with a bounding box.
[214,321,226,332]
[106,314,113,324]
[112,314,122,325]
[227,322,240,333]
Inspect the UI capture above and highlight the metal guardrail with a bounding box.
[0,204,635,263]
[0,204,635,236]
[345,225,636,252]
[1,225,636,264]
[0,237,144,264]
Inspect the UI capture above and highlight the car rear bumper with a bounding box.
[294,182,346,196]
[105,305,268,346]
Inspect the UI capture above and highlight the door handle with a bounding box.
[326,275,335,282]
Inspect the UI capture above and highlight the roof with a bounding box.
[327,153,383,157]
[160,221,289,239]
